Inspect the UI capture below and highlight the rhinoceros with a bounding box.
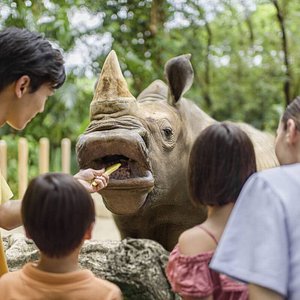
[76,51,278,251]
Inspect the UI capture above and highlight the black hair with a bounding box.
[21,173,95,258]
[0,27,65,92]
[188,122,256,206]
[281,96,300,131]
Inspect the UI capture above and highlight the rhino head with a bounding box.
[77,51,155,215]
[76,51,277,250]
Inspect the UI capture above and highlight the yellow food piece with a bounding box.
[91,163,122,187]
[104,163,122,176]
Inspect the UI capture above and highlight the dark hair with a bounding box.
[0,27,65,92]
[281,96,300,130]
[188,122,256,206]
[21,173,95,258]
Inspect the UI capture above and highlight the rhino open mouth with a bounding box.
[89,153,153,189]
[100,155,132,179]
[76,130,154,215]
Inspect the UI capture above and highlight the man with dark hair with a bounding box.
[0,27,109,275]
[0,173,122,299]
[0,27,67,231]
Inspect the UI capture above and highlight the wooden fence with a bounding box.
[0,137,71,199]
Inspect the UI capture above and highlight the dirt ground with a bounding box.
[1,194,121,241]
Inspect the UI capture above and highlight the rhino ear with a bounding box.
[164,54,194,105]
[137,80,168,102]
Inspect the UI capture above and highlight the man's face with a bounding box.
[7,83,54,130]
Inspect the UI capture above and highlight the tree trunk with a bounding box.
[150,0,165,36]
[272,0,291,106]
[240,0,255,46]
[190,1,213,109]
[203,20,213,108]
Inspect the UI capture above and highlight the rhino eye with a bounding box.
[162,127,173,139]
[157,119,176,148]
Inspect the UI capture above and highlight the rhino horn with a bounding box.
[164,54,194,105]
[91,50,136,118]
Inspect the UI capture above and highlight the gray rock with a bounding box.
[3,234,181,300]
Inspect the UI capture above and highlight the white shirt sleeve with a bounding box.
[210,174,288,297]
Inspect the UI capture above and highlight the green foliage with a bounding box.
[1,0,300,185]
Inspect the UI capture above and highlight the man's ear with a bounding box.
[83,222,95,240]
[15,75,31,98]
[286,119,298,144]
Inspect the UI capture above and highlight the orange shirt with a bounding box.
[0,263,123,300]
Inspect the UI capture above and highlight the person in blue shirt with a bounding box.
[210,96,300,300]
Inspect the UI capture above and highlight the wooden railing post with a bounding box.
[4,137,72,198]
[18,138,28,199]
[61,138,71,174]
[0,140,7,179]
[39,137,49,174]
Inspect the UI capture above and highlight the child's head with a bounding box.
[276,96,300,165]
[0,27,65,93]
[281,96,300,130]
[188,122,256,206]
[21,173,95,258]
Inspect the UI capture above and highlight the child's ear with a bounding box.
[15,75,30,98]
[286,119,298,144]
[83,222,95,240]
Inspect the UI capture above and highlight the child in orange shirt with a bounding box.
[0,173,122,300]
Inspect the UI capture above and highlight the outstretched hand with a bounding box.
[74,168,109,193]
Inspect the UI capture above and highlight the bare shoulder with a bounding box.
[178,226,217,256]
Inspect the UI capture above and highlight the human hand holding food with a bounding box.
[74,168,109,193]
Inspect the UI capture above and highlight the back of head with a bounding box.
[188,122,256,206]
[281,96,300,130]
[0,27,65,92]
[21,173,95,258]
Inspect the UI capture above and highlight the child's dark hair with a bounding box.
[0,27,65,92]
[188,122,256,206]
[281,96,300,130]
[21,173,95,258]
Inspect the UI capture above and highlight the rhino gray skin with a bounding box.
[76,51,278,251]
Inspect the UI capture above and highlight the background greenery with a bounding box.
[0,0,298,192]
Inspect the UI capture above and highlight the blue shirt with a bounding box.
[210,163,300,299]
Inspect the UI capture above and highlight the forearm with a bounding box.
[249,284,284,300]
[0,200,22,230]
